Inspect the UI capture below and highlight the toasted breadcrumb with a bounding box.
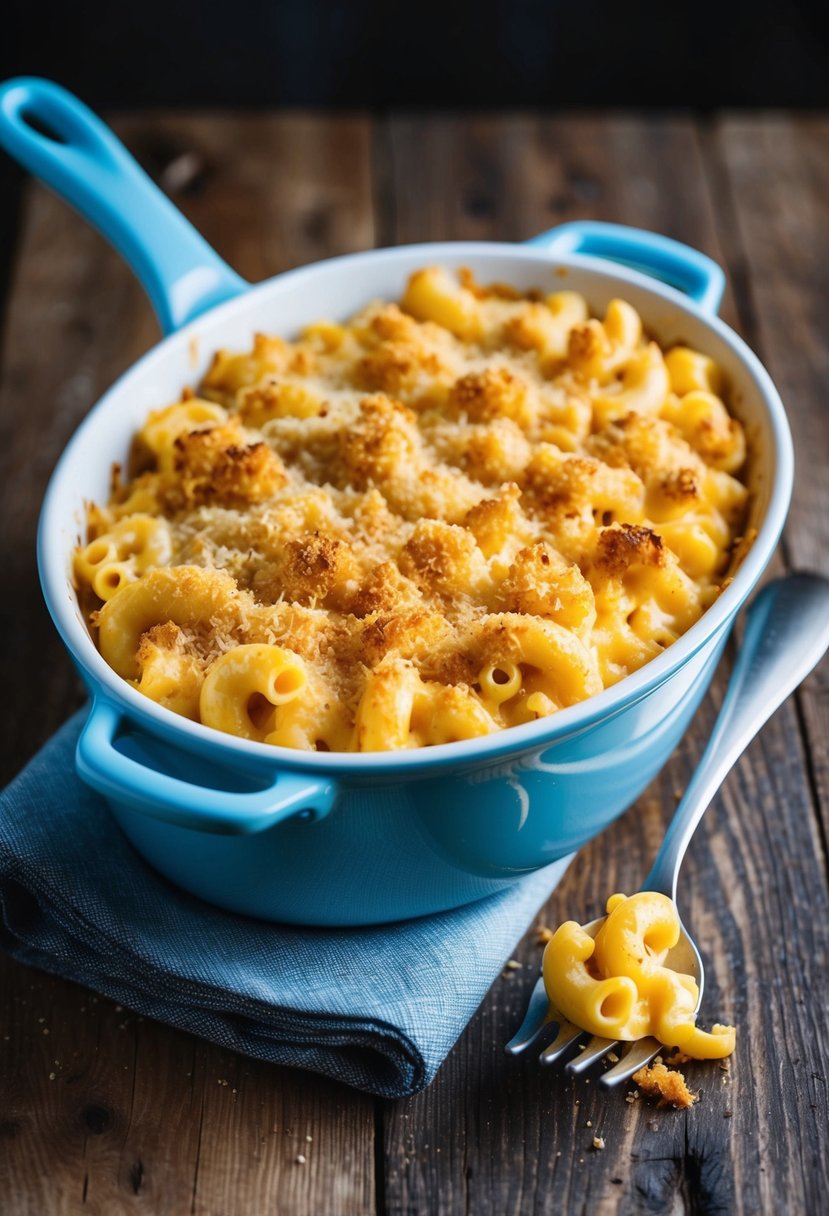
[593,1136,605,1150]
[632,1061,697,1110]
[535,925,555,946]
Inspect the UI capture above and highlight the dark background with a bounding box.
[4,0,829,109]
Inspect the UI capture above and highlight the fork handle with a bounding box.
[642,573,829,901]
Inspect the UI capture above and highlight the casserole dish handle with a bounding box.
[528,220,726,315]
[0,77,248,334]
[77,700,338,836]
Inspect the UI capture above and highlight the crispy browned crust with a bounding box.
[359,608,451,666]
[350,562,421,619]
[170,422,286,507]
[499,541,594,626]
[632,1062,697,1109]
[338,394,419,489]
[658,467,701,503]
[595,523,665,577]
[448,366,529,424]
[458,267,525,301]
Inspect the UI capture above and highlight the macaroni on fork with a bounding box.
[75,267,749,752]
[543,891,736,1059]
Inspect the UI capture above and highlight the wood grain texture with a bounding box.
[710,116,829,852]
[1,110,828,1216]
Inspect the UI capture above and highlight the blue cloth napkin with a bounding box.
[0,711,571,1098]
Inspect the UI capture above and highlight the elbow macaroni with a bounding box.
[75,515,172,601]
[543,892,736,1060]
[200,644,307,741]
[76,267,750,751]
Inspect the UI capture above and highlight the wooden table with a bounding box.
[1,112,827,1215]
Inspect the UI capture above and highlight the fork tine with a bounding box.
[565,1035,618,1075]
[504,974,554,1055]
[598,1037,661,1087]
[539,1020,582,1066]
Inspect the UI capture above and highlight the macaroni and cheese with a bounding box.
[75,267,749,751]
[543,892,736,1059]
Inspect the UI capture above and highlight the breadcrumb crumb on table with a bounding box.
[632,1061,697,1109]
[592,1136,605,1150]
[535,925,554,945]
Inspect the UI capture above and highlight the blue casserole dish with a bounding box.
[0,79,793,925]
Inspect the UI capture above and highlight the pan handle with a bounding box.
[527,221,725,315]
[77,699,338,836]
[0,77,248,334]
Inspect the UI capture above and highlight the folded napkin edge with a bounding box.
[1,930,429,1098]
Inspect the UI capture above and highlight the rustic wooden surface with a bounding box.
[0,112,827,1215]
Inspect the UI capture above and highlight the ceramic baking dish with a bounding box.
[0,78,793,924]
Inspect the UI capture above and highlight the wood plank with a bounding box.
[0,158,24,337]
[709,115,829,842]
[379,113,829,1215]
[378,113,742,330]
[0,112,377,1216]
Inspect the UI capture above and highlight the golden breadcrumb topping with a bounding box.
[75,268,749,751]
[632,1061,697,1109]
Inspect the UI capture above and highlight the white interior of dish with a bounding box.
[38,243,792,771]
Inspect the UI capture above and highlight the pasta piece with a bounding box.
[664,345,723,397]
[201,333,292,403]
[354,657,421,751]
[662,390,746,473]
[74,515,172,601]
[354,657,496,750]
[410,682,497,746]
[402,266,482,340]
[467,613,602,724]
[139,399,227,474]
[592,344,670,429]
[502,291,588,364]
[238,378,326,425]
[567,298,642,381]
[134,622,205,720]
[97,566,244,680]
[497,542,596,638]
[478,661,522,704]
[543,892,736,1060]
[200,644,307,742]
